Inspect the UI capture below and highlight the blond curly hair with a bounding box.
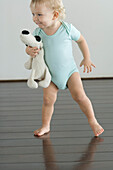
[30,0,66,20]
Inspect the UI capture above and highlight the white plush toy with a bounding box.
[20,30,51,89]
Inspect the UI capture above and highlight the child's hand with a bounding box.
[26,46,40,58]
[80,59,96,73]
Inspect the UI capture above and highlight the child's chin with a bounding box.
[38,24,44,28]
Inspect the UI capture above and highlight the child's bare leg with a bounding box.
[34,82,58,136]
[67,72,104,137]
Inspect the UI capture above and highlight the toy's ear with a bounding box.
[35,36,41,42]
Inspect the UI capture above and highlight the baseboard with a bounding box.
[0,79,27,82]
[0,77,113,82]
[81,77,113,80]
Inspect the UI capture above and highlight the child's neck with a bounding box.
[42,21,61,36]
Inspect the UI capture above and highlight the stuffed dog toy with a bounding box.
[20,30,51,89]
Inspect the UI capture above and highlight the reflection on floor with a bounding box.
[39,133,104,170]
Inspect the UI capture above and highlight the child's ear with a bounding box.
[53,11,59,20]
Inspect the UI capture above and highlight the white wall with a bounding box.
[0,0,113,80]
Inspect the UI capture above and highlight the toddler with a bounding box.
[26,0,104,137]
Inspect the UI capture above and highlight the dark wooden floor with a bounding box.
[0,79,113,170]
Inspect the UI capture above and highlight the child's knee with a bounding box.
[43,94,57,106]
[72,92,87,103]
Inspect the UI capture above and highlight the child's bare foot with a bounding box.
[88,119,104,137]
[34,126,50,137]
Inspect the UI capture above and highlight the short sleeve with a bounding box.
[70,24,81,41]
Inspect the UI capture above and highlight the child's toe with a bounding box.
[95,128,104,137]
[34,129,40,135]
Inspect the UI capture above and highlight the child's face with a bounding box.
[30,3,55,29]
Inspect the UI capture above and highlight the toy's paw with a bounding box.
[24,62,32,70]
[27,80,38,89]
[24,57,33,70]
[39,80,50,88]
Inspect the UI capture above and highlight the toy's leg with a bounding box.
[39,68,51,88]
[27,69,38,88]
[24,58,32,70]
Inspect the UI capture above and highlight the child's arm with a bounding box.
[26,46,40,58]
[76,35,96,73]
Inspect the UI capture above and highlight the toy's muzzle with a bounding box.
[22,30,29,35]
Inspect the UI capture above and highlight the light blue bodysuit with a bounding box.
[33,21,81,89]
